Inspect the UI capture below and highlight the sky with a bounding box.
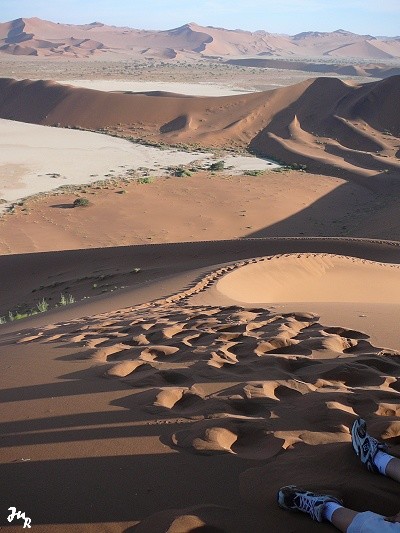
[1,0,399,36]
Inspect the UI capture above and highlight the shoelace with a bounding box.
[295,493,323,521]
[357,433,387,472]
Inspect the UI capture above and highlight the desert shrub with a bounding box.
[59,294,75,306]
[8,311,31,321]
[209,160,225,171]
[73,197,89,207]
[173,166,192,177]
[37,298,49,313]
[244,170,265,176]
[286,163,307,171]
[137,177,153,184]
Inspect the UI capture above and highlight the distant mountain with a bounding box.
[0,17,399,60]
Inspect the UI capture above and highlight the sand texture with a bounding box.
[1,237,400,532]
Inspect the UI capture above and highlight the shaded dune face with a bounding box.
[0,75,399,180]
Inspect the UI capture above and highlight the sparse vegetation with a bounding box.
[73,197,90,207]
[37,298,49,313]
[285,163,308,171]
[0,292,77,325]
[172,166,192,177]
[137,177,153,184]
[59,294,75,306]
[8,311,31,321]
[244,169,265,176]
[209,160,225,171]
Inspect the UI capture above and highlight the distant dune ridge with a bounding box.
[0,17,399,61]
[0,75,399,182]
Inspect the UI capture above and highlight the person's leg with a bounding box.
[277,487,399,532]
[277,486,344,524]
[330,507,359,532]
[385,456,400,483]
[351,418,399,482]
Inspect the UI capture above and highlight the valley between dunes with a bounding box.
[0,72,399,533]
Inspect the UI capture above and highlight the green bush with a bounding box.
[59,294,75,306]
[244,170,265,176]
[173,167,192,177]
[73,197,89,207]
[209,160,225,171]
[37,298,49,313]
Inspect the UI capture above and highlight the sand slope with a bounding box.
[1,239,399,532]
[0,76,399,182]
[215,254,400,304]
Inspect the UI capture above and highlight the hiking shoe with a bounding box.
[277,485,342,522]
[351,418,388,473]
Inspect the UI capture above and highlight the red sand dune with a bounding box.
[0,75,399,183]
[0,17,399,59]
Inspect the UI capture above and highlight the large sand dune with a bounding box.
[0,76,399,183]
[1,17,399,60]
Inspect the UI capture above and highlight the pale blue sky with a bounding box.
[1,0,399,36]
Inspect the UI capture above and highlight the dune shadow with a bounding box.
[245,178,400,240]
[0,453,252,529]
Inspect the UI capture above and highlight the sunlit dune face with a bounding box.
[216,254,400,304]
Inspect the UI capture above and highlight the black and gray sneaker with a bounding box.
[351,418,388,473]
[277,485,342,522]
